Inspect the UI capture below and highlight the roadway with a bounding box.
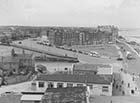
[10,39,118,64]
[116,39,140,90]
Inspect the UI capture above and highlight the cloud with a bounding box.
[0,0,140,27]
[120,0,140,8]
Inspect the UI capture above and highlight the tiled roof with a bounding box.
[73,63,112,71]
[36,74,112,84]
[45,87,87,102]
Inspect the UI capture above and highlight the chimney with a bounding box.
[22,49,25,55]
[11,48,15,57]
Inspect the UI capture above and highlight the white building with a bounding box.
[31,74,113,96]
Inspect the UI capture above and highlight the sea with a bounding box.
[119,29,140,43]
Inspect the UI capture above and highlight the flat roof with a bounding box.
[20,95,43,101]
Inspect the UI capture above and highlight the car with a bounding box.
[83,52,88,55]
[78,51,83,54]
[37,41,42,45]
[72,49,77,52]
[36,64,47,73]
[18,41,22,44]
[117,57,123,61]
[68,48,73,51]
[32,38,38,41]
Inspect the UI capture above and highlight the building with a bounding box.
[72,63,113,75]
[32,73,113,96]
[42,87,89,103]
[46,26,118,46]
[0,56,19,75]
[0,49,34,75]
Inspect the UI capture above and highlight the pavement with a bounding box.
[116,39,140,93]
[0,81,31,95]
[90,96,140,103]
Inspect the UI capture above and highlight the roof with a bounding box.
[0,56,19,63]
[36,74,112,84]
[73,63,112,71]
[0,53,32,63]
[15,54,32,59]
[20,95,43,101]
[45,87,87,102]
[46,87,87,93]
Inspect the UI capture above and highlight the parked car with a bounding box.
[72,49,77,52]
[78,51,83,54]
[18,41,22,44]
[36,64,47,73]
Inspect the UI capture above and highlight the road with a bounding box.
[116,39,140,91]
[11,39,118,64]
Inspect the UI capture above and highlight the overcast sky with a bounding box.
[0,0,140,28]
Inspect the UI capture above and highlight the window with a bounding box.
[34,101,40,103]
[38,82,44,88]
[102,86,109,92]
[67,83,73,87]
[48,82,54,88]
[121,81,124,84]
[128,83,130,88]
[77,84,83,87]
[57,83,64,88]
[32,82,36,86]
[131,90,135,94]
[13,69,16,72]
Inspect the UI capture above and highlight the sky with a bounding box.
[0,0,140,28]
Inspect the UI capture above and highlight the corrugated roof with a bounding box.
[36,74,112,84]
[20,95,43,101]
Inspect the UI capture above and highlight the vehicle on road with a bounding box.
[117,51,123,61]
[126,51,135,60]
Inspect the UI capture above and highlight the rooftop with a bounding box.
[0,53,32,63]
[73,63,112,71]
[36,74,112,84]
[46,87,87,93]
[0,56,19,63]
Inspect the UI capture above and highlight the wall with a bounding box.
[5,72,32,85]
[97,67,113,75]
[35,81,86,92]
[33,81,112,96]
[21,100,40,103]
[89,83,112,96]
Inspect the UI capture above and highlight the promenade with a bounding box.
[116,39,140,92]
